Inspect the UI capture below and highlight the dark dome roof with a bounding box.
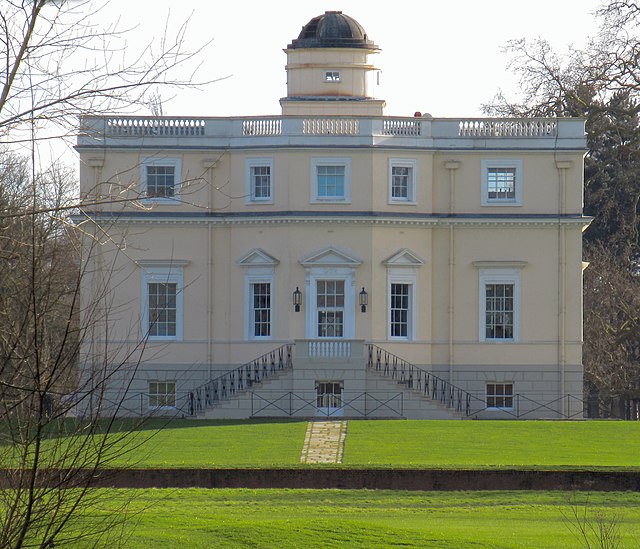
[288,11,379,50]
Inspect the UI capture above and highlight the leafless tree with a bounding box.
[0,0,213,144]
[562,493,622,549]
[0,1,214,546]
[584,245,640,416]
[0,148,152,547]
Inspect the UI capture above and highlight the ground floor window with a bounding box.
[486,382,513,409]
[316,381,342,409]
[141,264,184,341]
[477,267,521,342]
[149,381,176,408]
[390,282,410,337]
[148,282,177,337]
[485,283,514,340]
[251,282,271,337]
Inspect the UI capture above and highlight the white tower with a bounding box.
[281,11,384,116]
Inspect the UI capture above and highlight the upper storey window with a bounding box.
[311,158,351,203]
[481,159,522,206]
[324,70,341,82]
[389,158,417,203]
[246,158,273,203]
[141,157,181,201]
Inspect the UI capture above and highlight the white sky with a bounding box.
[36,0,604,167]
[98,0,604,119]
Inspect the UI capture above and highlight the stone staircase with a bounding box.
[366,344,476,419]
[188,344,293,417]
[187,342,476,420]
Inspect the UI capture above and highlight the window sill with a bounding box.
[311,198,351,204]
[388,199,417,205]
[481,201,522,207]
[142,197,182,204]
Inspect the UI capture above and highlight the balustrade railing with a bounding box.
[308,340,351,358]
[105,117,206,136]
[458,118,557,137]
[382,118,422,136]
[81,115,579,144]
[366,344,482,416]
[187,344,293,416]
[302,118,359,135]
[242,118,282,136]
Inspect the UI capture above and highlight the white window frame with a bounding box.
[481,159,522,206]
[310,157,351,203]
[141,266,184,341]
[244,269,274,340]
[485,382,514,410]
[140,157,182,202]
[305,270,356,340]
[324,70,341,82]
[478,268,520,342]
[245,157,274,204]
[387,269,417,341]
[388,158,417,204]
[148,380,177,410]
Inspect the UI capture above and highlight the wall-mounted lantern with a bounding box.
[293,287,302,312]
[359,287,368,313]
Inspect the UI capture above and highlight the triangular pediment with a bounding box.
[383,249,425,267]
[236,248,279,267]
[299,247,362,268]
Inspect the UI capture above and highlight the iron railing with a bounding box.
[367,344,483,416]
[367,344,593,419]
[471,393,585,420]
[187,344,293,416]
[250,391,404,418]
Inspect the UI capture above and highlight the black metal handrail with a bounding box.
[187,344,293,416]
[366,344,484,416]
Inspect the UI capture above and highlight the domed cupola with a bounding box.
[281,11,384,116]
[288,11,379,51]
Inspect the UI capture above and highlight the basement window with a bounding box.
[486,382,514,409]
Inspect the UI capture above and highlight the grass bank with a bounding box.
[102,419,640,470]
[68,489,640,548]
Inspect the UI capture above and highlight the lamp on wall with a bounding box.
[293,287,302,312]
[359,287,368,313]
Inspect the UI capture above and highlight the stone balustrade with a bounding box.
[307,339,352,359]
[79,115,584,149]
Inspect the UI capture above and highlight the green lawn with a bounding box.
[343,420,640,469]
[65,489,640,548]
[107,419,308,468]
[95,419,640,470]
[9,420,640,547]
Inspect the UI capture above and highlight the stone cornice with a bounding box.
[75,210,593,229]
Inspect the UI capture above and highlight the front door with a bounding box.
[316,280,344,338]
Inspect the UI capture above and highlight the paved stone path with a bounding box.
[300,420,347,464]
